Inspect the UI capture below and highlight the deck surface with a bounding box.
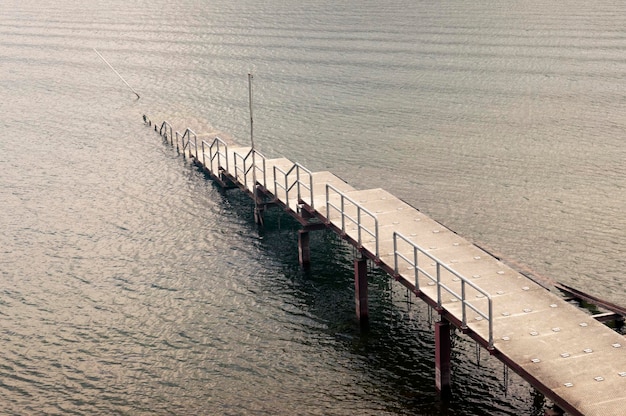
[171,127,625,416]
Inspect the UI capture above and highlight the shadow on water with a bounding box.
[181,170,441,413]
[134,132,568,415]
[255,229,452,414]
[182,162,538,416]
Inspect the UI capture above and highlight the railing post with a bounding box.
[374,218,379,260]
[296,166,301,202]
[340,195,345,232]
[488,298,494,349]
[325,185,331,222]
[461,281,467,328]
[261,155,266,188]
[414,245,419,290]
[283,173,289,208]
[393,233,399,275]
[224,141,228,171]
[309,172,314,210]
[357,207,362,246]
[436,263,442,309]
[202,141,207,168]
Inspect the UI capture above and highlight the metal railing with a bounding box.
[176,128,198,158]
[273,163,314,210]
[393,232,494,348]
[159,121,173,145]
[151,118,493,348]
[202,137,229,175]
[233,149,267,191]
[325,184,379,259]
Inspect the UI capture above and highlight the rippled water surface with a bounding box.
[1,0,625,414]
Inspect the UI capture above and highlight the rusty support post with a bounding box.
[435,318,452,400]
[253,185,265,226]
[545,406,564,416]
[298,230,311,267]
[254,206,264,225]
[299,204,313,220]
[354,256,368,328]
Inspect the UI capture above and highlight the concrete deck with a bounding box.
[156,122,626,416]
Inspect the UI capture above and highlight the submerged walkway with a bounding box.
[147,118,625,416]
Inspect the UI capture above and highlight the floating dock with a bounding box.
[147,117,625,416]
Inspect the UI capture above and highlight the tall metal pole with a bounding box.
[248,73,262,224]
[248,73,254,150]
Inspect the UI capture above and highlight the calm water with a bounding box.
[1,0,625,414]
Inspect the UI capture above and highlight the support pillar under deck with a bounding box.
[254,205,265,225]
[435,318,452,400]
[545,406,565,416]
[253,185,265,226]
[298,230,311,267]
[354,256,368,328]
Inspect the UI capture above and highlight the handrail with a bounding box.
[176,128,198,158]
[203,137,228,173]
[201,140,210,172]
[233,149,267,191]
[272,163,314,210]
[393,232,494,349]
[325,184,379,260]
[159,121,173,145]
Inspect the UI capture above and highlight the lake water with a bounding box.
[1,0,624,414]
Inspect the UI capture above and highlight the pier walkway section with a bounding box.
[148,118,626,416]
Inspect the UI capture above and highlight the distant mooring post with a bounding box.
[248,73,263,225]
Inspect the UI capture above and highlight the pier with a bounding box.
[146,117,625,416]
